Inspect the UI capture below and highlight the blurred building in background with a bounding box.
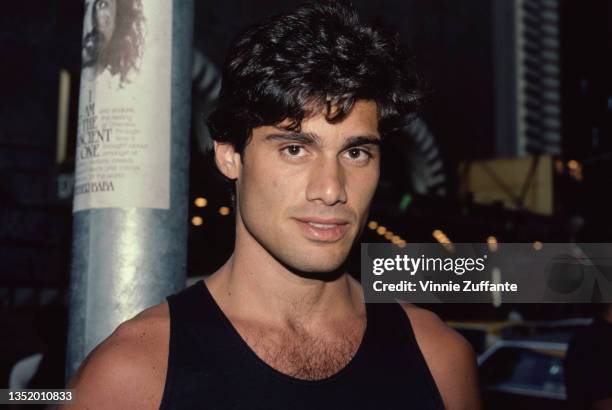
[494,0,562,157]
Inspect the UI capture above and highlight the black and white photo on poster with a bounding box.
[74,0,171,212]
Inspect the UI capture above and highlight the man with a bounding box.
[565,304,612,410]
[81,0,145,85]
[64,2,480,409]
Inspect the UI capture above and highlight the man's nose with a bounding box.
[305,157,348,206]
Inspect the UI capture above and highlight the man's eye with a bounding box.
[346,148,372,161]
[97,0,108,9]
[281,145,305,157]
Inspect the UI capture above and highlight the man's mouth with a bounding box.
[307,222,339,229]
[294,218,351,242]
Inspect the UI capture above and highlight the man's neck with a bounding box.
[204,224,364,329]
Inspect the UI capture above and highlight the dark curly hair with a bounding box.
[207,0,422,155]
[102,0,146,86]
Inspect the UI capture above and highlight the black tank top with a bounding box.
[159,281,444,410]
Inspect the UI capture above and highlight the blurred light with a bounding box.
[376,226,387,235]
[533,241,543,251]
[56,69,71,165]
[433,229,454,252]
[399,194,413,212]
[397,240,407,248]
[368,221,378,230]
[191,216,203,226]
[384,231,394,240]
[194,197,207,208]
[487,236,498,252]
[568,160,583,182]
[432,229,451,244]
[219,206,230,216]
[391,235,401,243]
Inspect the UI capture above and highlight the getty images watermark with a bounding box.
[361,243,612,303]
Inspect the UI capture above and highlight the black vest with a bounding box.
[159,281,444,409]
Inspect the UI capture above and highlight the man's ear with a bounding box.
[213,141,241,180]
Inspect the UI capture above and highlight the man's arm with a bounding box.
[59,305,169,410]
[402,304,481,410]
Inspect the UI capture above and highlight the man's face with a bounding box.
[82,0,117,68]
[230,100,381,273]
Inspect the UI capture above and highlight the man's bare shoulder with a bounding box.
[60,302,170,410]
[399,303,471,353]
[400,303,481,410]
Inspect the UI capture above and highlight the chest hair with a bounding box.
[234,319,365,380]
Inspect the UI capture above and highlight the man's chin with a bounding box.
[278,253,349,281]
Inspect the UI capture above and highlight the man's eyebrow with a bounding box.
[341,136,381,150]
[263,132,321,145]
